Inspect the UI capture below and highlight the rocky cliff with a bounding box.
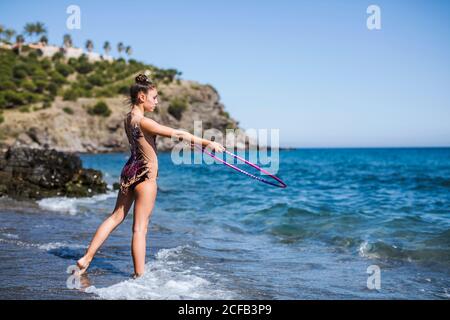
[0,79,255,153]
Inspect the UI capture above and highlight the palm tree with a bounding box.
[40,35,48,46]
[16,34,24,43]
[85,39,94,52]
[34,22,47,39]
[0,25,4,41]
[15,34,25,54]
[117,42,124,56]
[23,23,36,42]
[63,34,72,48]
[4,29,16,43]
[23,22,47,43]
[125,45,133,57]
[103,41,111,56]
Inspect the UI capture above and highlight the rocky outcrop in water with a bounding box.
[0,146,107,200]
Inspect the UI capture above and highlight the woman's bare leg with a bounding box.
[131,179,158,277]
[77,189,135,274]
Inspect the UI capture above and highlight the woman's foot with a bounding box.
[76,256,92,275]
[132,272,144,279]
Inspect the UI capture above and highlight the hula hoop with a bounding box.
[193,144,287,188]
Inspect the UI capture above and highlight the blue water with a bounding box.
[0,148,449,299]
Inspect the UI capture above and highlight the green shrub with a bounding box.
[41,58,52,70]
[31,68,47,81]
[55,63,74,77]
[24,92,42,104]
[3,91,27,107]
[87,73,104,86]
[52,52,64,61]
[0,80,16,90]
[63,88,81,101]
[77,62,94,74]
[219,110,230,118]
[77,76,94,90]
[66,84,91,98]
[42,100,52,109]
[12,65,28,79]
[21,79,36,92]
[0,95,6,109]
[63,107,74,115]
[117,85,129,95]
[47,83,59,96]
[68,57,78,66]
[28,51,40,60]
[50,71,66,85]
[87,100,111,117]
[75,56,94,74]
[168,97,188,120]
[0,114,4,124]
[34,80,48,93]
[19,105,30,113]
[94,87,116,97]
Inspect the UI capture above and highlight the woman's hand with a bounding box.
[208,141,226,153]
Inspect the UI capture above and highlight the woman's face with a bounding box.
[138,88,158,112]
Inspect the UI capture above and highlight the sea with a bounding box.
[0,148,449,299]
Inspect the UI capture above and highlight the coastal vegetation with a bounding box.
[0,22,182,113]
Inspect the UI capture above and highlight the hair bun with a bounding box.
[135,74,151,85]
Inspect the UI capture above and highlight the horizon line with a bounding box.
[277,145,450,150]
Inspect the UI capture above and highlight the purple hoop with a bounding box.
[193,144,287,188]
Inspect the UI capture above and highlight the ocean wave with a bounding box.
[37,242,86,251]
[0,232,19,239]
[246,203,333,219]
[0,238,39,248]
[358,240,450,266]
[267,223,450,268]
[0,237,85,252]
[268,223,313,242]
[329,236,361,248]
[354,172,450,191]
[37,190,117,215]
[237,203,361,244]
[413,176,450,190]
[85,245,237,300]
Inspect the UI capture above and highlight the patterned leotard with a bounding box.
[119,112,159,195]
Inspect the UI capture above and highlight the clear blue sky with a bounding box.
[1,0,449,148]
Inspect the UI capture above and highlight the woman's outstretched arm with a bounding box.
[140,117,225,152]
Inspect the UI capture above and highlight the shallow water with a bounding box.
[0,148,449,299]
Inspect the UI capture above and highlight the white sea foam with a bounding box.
[37,190,117,215]
[86,245,236,300]
[0,238,37,248]
[1,233,19,239]
[358,241,378,259]
[37,242,86,251]
[0,237,86,252]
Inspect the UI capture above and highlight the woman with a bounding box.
[76,74,225,278]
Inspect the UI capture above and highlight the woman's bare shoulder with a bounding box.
[140,117,178,138]
[140,117,160,133]
[141,116,159,126]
